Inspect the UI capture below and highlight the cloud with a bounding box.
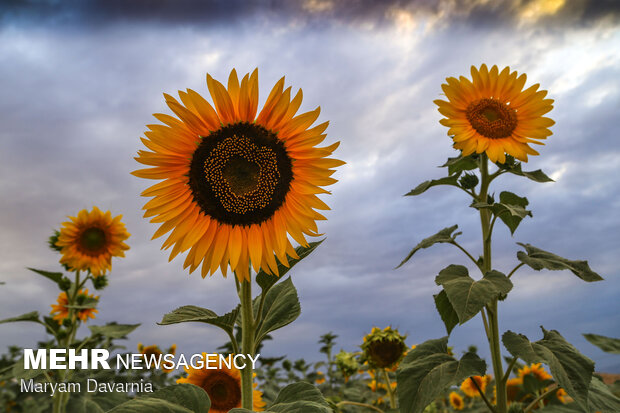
[2,0,619,30]
[0,7,619,373]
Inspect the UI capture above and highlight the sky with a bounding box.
[1,0,619,374]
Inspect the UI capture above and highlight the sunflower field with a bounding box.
[1,2,619,413]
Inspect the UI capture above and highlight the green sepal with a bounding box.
[405,175,460,196]
[0,311,40,325]
[106,383,210,413]
[254,277,301,347]
[396,336,486,413]
[230,382,331,413]
[502,328,595,411]
[159,305,238,337]
[88,323,140,339]
[256,240,324,294]
[66,296,99,310]
[435,265,513,324]
[517,243,603,282]
[397,225,461,268]
[433,290,459,335]
[583,333,620,354]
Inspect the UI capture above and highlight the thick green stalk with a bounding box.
[239,277,255,410]
[478,155,506,413]
[381,368,397,409]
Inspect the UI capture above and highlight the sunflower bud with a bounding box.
[58,277,71,291]
[92,275,109,290]
[361,326,407,369]
[459,173,479,189]
[335,350,359,380]
[48,230,63,253]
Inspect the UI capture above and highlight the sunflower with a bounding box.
[435,64,554,163]
[361,326,407,369]
[449,391,465,410]
[315,371,326,384]
[518,363,552,381]
[50,289,98,324]
[176,355,265,412]
[460,375,491,398]
[506,377,523,402]
[56,207,130,277]
[133,69,343,281]
[138,343,177,373]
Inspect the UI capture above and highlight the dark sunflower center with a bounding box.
[222,156,261,195]
[466,98,517,139]
[79,228,107,253]
[189,122,293,226]
[368,340,405,368]
[201,373,241,410]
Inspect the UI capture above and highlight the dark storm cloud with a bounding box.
[0,4,619,373]
[2,0,619,29]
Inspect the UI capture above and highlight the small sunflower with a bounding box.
[449,391,465,410]
[460,375,491,398]
[138,343,177,373]
[315,371,326,385]
[50,289,98,324]
[133,69,343,281]
[176,355,265,412]
[435,64,554,163]
[518,363,552,381]
[361,326,407,369]
[56,207,130,277]
[506,377,523,402]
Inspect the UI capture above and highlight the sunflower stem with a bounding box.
[52,271,81,413]
[478,154,507,413]
[381,368,397,409]
[239,275,255,410]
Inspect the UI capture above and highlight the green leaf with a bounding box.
[159,305,238,336]
[396,337,486,413]
[88,323,140,339]
[471,191,531,234]
[0,311,40,325]
[583,333,620,354]
[397,225,461,268]
[231,382,332,413]
[256,240,324,294]
[67,392,128,413]
[66,296,99,310]
[502,328,595,411]
[435,265,513,324]
[502,162,554,183]
[441,155,479,175]
[405,175,460,196]
[255,277,301,345]
[517,244,604,282]
[586,375,620,412]
[433,290,459,335]
[27,268,64,285]
[107,383,210,413]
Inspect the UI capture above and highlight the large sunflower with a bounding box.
[50,289,98,324]
[133,69,342,281]
[176,356,265,412]
[56,207,130,277]
[435,64,554,163]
